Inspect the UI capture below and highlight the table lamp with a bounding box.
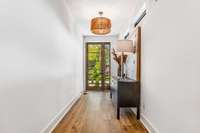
[116,40,134,78]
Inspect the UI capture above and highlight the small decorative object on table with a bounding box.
[112,48,127,77]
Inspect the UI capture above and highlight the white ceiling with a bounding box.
[65,0,137,35]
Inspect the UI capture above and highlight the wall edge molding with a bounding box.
[140,113,160,133]
[131,108,159,133]
[40,92,82,133]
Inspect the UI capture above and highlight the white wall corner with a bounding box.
[40,93,82,133]
[140,114,160,133]
[131,108,159,133]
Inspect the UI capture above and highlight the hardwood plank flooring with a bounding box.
[53,91,148,133]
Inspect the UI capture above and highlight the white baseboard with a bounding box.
[140,114,160,133]
[40,92,82,133]
[131,108,159,133]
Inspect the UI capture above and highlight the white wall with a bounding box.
[125,0,200,133]
[125,54,136,79]
[0,0,83,133]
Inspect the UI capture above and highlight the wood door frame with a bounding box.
[85,42,111,91]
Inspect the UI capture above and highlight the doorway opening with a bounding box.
[86,42,111,91]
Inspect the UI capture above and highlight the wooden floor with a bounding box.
[53,91,148,133]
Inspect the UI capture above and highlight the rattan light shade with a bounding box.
[91,16,111,35]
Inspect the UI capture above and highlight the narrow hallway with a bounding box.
[53,91,148,133]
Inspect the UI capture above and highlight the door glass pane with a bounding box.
[87,44,101,89]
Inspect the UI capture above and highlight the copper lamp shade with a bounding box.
[91,12,111,35]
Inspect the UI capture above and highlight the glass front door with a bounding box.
[86,42,110,90]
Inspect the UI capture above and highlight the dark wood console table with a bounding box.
[110,76,140,119]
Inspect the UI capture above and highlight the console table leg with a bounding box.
[137,106,140,119]
[117,107,120,119]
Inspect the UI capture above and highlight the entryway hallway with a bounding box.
[53,91,148,133]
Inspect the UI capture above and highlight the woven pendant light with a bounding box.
[91,11,111,35]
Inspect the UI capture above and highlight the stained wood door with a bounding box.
[86,42,110,90]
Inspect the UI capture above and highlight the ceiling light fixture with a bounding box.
[91,11,111,35]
